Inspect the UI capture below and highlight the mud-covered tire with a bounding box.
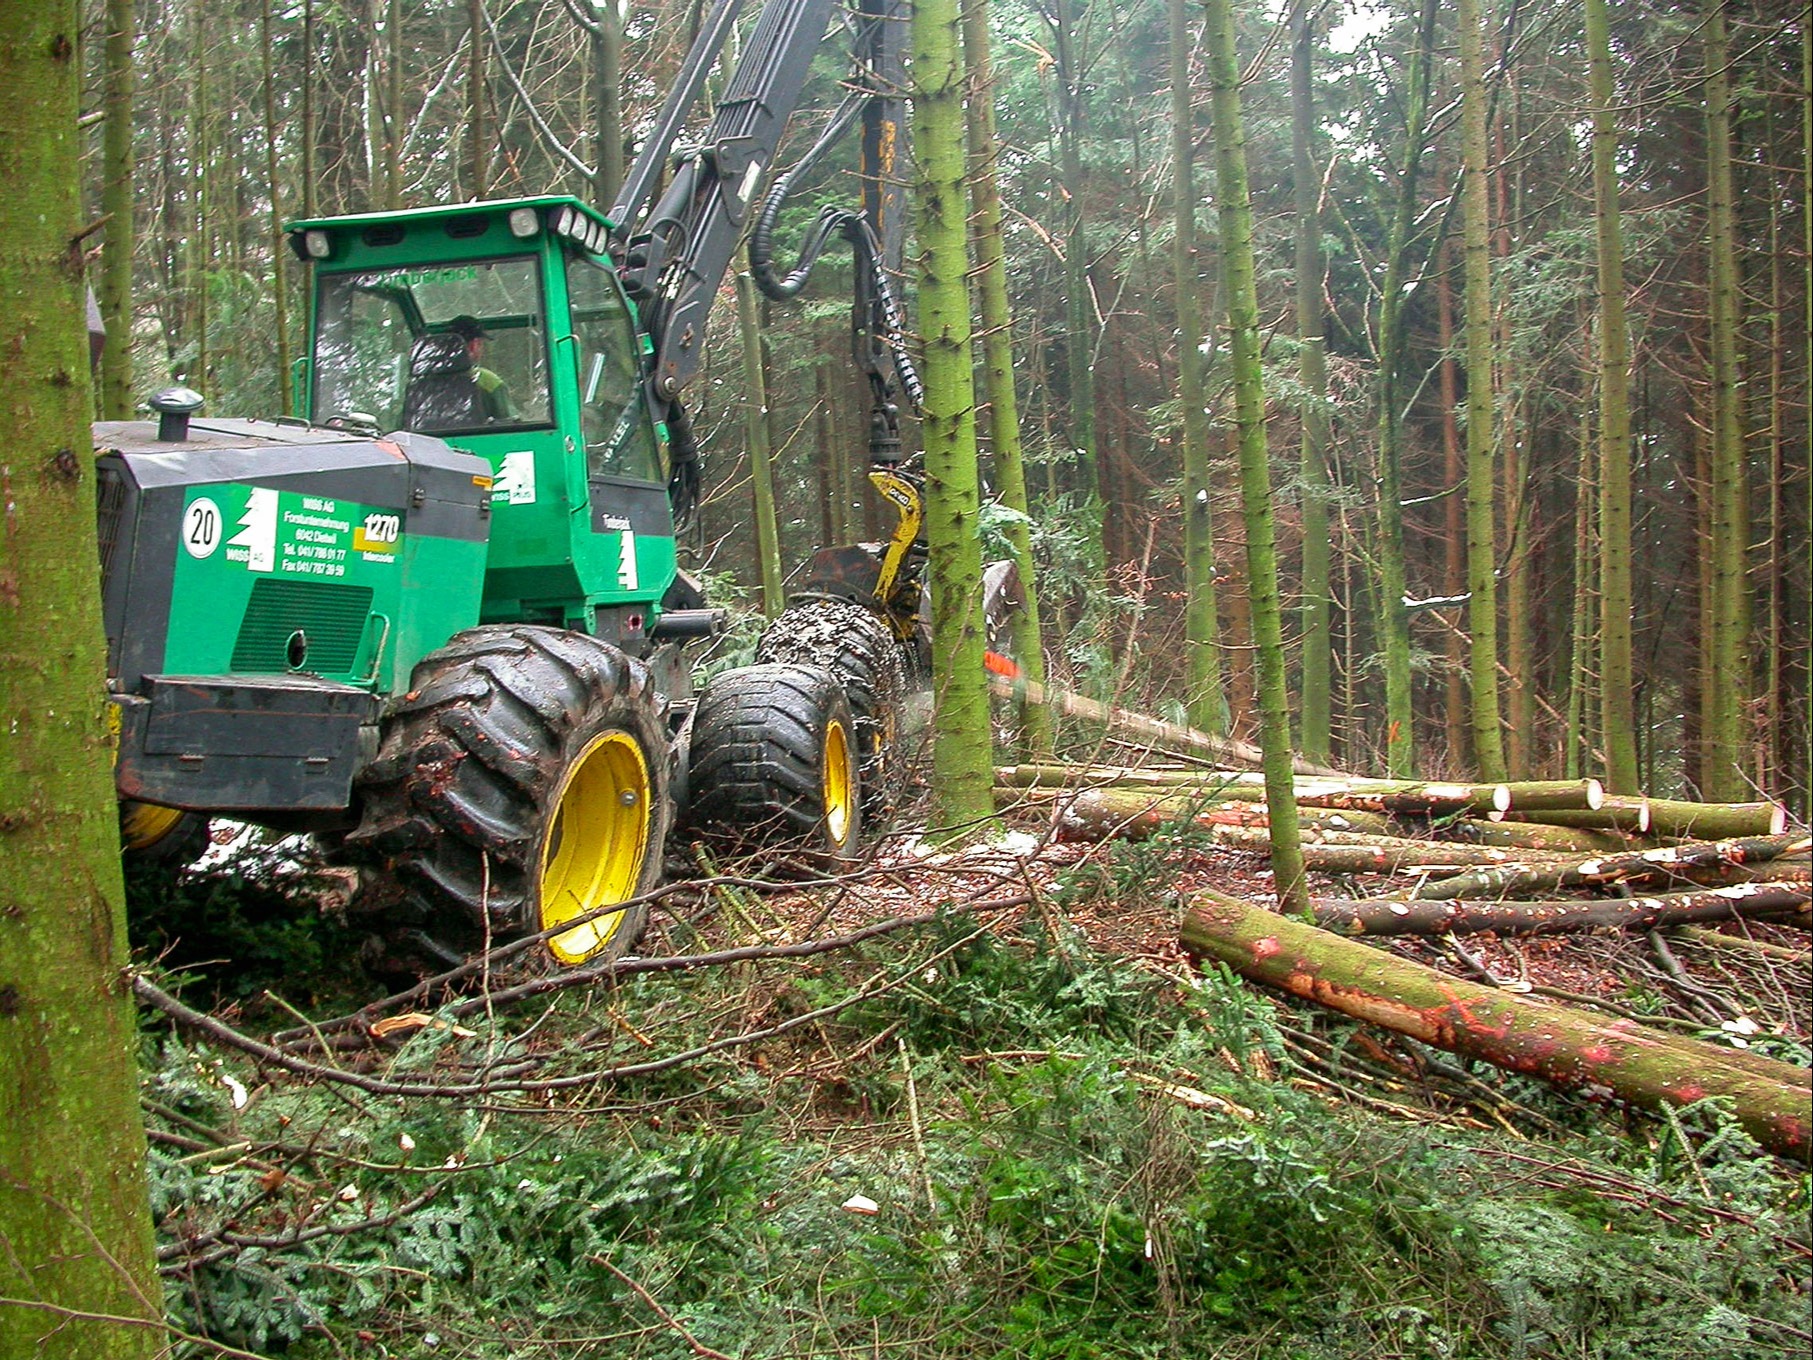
[756,599,907,816]
[687,663,860,859]
[345,625,669,974]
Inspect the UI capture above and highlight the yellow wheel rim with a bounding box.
[539,731,651,964]
[822,718,854,848]
[120,801,187,852]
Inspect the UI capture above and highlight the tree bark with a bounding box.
[1203,0,1308,914]
[735,272,784,618]
[912,0,996,835]
[1290,1,1332,765]
[1459,0,1507,781]
[1585,0,1640,794]
[98,0,134,419]
[1700,0,1752,802]
[0,5,164,1353]
[1173,0,1227,736]
[1180,892,1812,1161]
[963,0,1050,756]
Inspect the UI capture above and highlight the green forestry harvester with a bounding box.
[97,0,955,974]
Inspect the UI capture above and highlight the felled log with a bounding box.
[986,677,1345,776]
[1490,798,1652,834]
[1042,788,1557,870]
[1181,889,1813,1161]
[1453,819,1642,854]
[1315,881,1811,937]
[1640,798,1789,839]
[999,763,1609,818]
[997,784,1401,838]
[1409,834,1809,901]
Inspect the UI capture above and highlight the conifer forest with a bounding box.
[0,1,1808,1357]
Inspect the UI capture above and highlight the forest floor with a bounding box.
[127,748,1812,1360]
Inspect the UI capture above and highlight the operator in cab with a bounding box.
[400,314,514,432]
[448,315,514,422]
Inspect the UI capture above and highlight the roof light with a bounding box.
[303,229,333,259]
[508,206,541,239]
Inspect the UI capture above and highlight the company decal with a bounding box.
[492,449,537,505]
[183,486,402,579]
[617,529,638,590]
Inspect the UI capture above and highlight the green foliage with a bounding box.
[125,844,371,1010]
[139,902,1812,1360]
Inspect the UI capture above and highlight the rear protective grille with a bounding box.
[95,465,127,587]
[231,578,374,675]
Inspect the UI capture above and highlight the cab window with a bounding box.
[312,257,553,434]
[566,253,662,483]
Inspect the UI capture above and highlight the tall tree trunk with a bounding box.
[1372,0,1439,777]
[98,0,134,419]
[1436,245,1470,769]
[1047,0,1101,550]
[465,0,489,200]
[1459,0,1507,781]
[963,0,1051,755]
[0,6,163,1355]
[736,273,784,618]
[1700,0,1751,801]
[302,0,316,217]
[262,0,294,415]
[593,0,624,205]
[1290,1,1330,762]
[1585,0,1639,794]
[1203,0,1308,915]
[1173,0,1226,736]
[912,0,996,834]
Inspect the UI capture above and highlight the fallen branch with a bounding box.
[1180,889,1812,1161]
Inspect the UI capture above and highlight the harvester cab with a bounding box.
[289,198,686,656]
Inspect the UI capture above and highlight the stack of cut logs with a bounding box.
[994,763,1811,1162]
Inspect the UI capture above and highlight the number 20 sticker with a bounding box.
[183,497,223,559]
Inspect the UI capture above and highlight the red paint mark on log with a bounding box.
[1252,936,1281,960]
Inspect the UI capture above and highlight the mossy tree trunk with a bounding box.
[962,0,1050,757]
[1172,0,1227,738]
[1203,0,1308,916]
[0,5,164,1355]
[1585,0,1639,794]
[913,0,996,835]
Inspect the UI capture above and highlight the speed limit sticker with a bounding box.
[182,497,223,559]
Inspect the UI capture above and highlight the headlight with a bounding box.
[304,229,333,259]
[508,206,541,239]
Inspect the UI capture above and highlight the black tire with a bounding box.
[756,598,907,816]
[345,625,669,973]
[687,663,861,859]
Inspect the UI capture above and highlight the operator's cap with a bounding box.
[448,314,488,341]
